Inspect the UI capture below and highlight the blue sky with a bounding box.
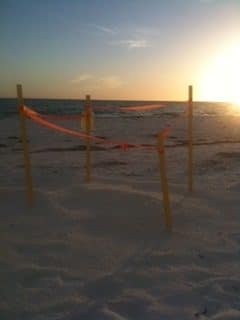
[1,0,240,100]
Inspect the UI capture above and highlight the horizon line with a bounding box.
[0,97,231,104]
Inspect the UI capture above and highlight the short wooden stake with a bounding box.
[84,95,92,183]
[17,84,33,206]
[188,85,193,192]
[157,133,172,232]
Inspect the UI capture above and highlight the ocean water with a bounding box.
[0,98,239,120]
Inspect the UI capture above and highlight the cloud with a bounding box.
[71,74,124,89]
[90,24,116,35]
[71,74,93,83]
[110,39,149,49]
[88,24,151,50]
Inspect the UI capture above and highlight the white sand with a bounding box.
[0,114,240,319]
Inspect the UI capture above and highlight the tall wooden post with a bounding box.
[157,133,172,232]
[188,85,193,193]
[17,84,33,206]
[85,95,92,183]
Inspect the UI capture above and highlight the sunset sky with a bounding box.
[1,0,240,101]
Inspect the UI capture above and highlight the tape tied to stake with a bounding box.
[121,143,129,151]
[161,127,171,139]
[22,105,174,153]
[158,147,164,154]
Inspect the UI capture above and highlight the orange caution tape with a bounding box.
[120,104,165,112]
[121,143,129,151]
[23,106,103,143]
[93,104,165,112]
[23,105,172,152]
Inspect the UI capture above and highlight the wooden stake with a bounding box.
[157,133,172,232]
[188,85,193,192]
[85,95,91,183]
[17,84,33,206]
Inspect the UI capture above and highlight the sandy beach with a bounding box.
[0,110,240,320]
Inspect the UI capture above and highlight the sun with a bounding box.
[198,43,240,105]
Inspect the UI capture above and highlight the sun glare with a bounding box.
[199,43,240,105]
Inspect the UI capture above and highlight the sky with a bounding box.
[0,0,240,100]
